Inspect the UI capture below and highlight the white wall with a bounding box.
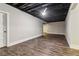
[43,21,65,35]
[66,3,79,49]
[0,3,44,46]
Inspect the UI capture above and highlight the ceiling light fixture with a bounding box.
[42,8,47,16]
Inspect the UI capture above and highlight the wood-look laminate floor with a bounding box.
[0,34,79,56]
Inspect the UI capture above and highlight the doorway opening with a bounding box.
[0,11,8,48]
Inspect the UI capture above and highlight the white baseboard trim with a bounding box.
[70,44,79,50]
[44,32,65,35]
[7,34,42,47]
[65,34,71,48]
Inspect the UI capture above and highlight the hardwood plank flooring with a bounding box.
[0,34,79,56]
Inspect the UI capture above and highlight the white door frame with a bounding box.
[0,10,9,47]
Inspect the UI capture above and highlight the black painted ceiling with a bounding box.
[7,3,70,22]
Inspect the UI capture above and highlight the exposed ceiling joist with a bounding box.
[7,3,70,22]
